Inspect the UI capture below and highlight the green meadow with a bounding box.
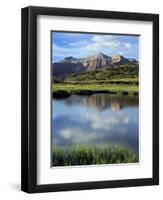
[52,82,138,97]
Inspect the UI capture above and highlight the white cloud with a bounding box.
[92,35,114,43]
[80,35,122,53]
[123,42,132,49]
[91,35,123,48]
[81,111,130,131]
[91,115,129,131]
[69,39,88,46]
[60,128,98,143]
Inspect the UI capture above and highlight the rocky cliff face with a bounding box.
[53,52,138,79]
[79,53,112,70]
[111,55,129,65]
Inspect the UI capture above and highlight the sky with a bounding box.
[52,31,139,63]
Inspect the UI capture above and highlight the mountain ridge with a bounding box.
[53,52,138,80]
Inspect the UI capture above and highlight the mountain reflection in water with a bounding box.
[52,93,139,153]
[64,94,138,112]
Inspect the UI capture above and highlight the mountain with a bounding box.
[53,52,138,79]
[79,53,112,70]
[60,56,78,63]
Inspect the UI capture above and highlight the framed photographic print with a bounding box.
[21,6,159,193]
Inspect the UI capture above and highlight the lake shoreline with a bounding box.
[53,90,139,99]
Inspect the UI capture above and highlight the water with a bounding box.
[52,94,139,153]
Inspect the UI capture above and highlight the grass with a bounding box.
[52,82,138,96]
[61,77,138,85]
[52,144,138,166]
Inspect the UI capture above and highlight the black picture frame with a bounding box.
[21,6,159,193]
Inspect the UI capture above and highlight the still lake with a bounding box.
[52,94,139,154]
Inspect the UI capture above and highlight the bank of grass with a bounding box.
[52,82,138,96]
[64,76,139,84]
[63,77,139,85]
[52,144,138,166]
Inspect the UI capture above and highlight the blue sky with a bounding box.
[52,32,139,62]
